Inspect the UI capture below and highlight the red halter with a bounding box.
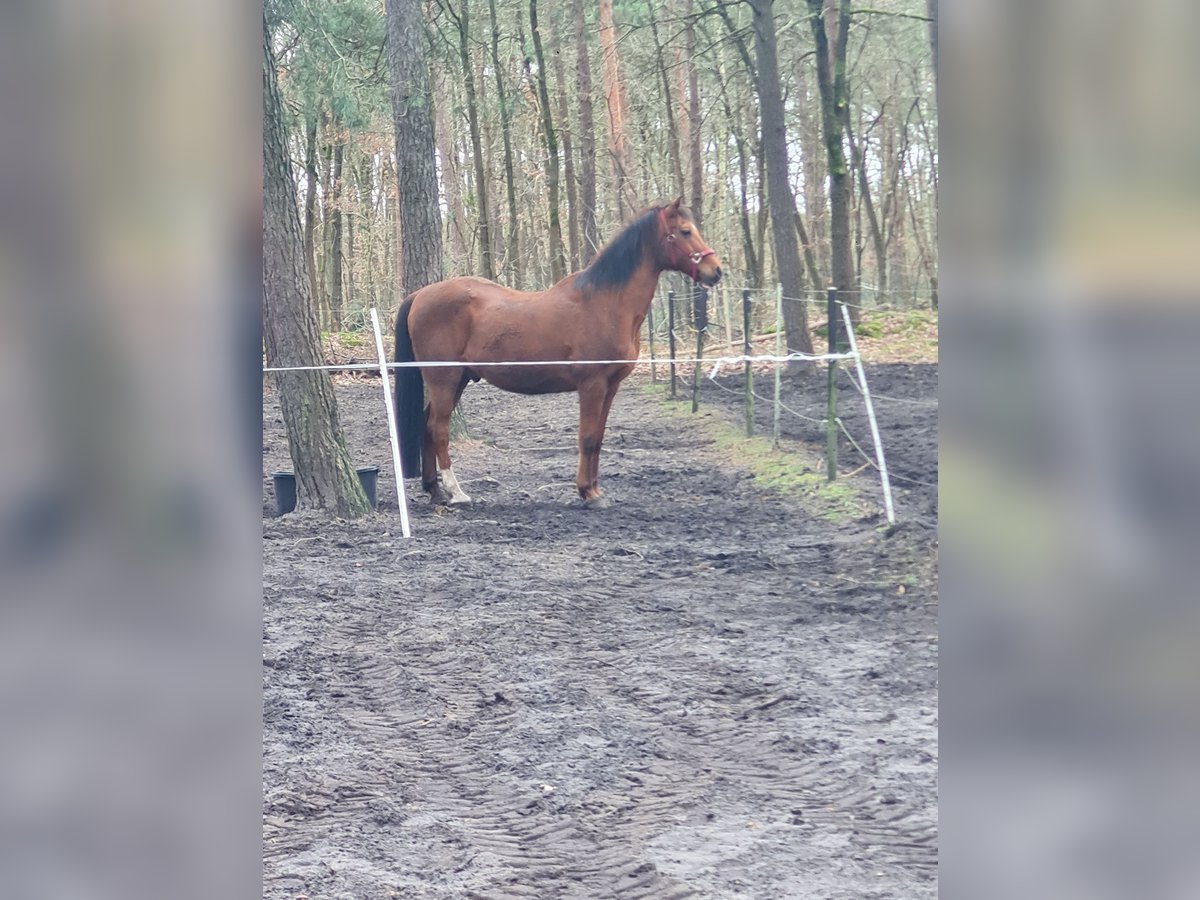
[659,208,715,282]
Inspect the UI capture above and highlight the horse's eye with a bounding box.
[680,229,692,238]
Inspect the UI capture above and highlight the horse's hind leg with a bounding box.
[420,404,440,498]
[425,369,472,505]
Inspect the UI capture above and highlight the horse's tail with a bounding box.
[394,295,424,479]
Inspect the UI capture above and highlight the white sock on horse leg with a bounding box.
[439,467,472,504]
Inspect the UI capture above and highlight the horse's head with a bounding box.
[658,198,723,287]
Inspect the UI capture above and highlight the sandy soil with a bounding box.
[263,368,938,899]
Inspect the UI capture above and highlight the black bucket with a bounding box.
[271,467,379,515]
[271,471,297,516]
[356,466,380,510]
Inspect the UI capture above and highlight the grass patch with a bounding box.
[904,309,933,331]
[645,383,870,523]
[326,331,366,349]
[853,315,886,338]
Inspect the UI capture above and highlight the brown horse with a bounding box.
[394,198,722,507]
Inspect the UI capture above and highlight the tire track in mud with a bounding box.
[520,579,939,886]
[263,379,938,898]
[276,584,701,898]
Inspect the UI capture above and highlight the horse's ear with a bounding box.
[666,196,682,214]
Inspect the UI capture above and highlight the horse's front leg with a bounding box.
[585,378,622,500]
[576,378,607,507]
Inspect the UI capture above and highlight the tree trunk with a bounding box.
[715,67,760,288]
[262,17,370,519]
[529,0,566,282]
[809,0,857,324]
[685,1,703,228]
[598,0,636,220]
[793,209,824,290]
[318,133,333,328]
[550,4,581,271]
[346,163,355,311]
[385,0,444,295]
[927,0,938,296]
[573,0,599,264]
[846,104,887,296]
[751,0,812,354]
[928,0,938,101]
[456,1,495,281]
[796,58,828,276]
[650,11,684,198]
[388,152,404,297]
[488,0,521,284]
[433,75,468,267]
[302,113,322,319]
[329,133,345,330]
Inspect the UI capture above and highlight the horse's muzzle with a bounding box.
[698,264,722,287]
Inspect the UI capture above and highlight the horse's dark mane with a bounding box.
[574,206,665,293]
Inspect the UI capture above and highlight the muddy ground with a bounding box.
[263,366,938,899]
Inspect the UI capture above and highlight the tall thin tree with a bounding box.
[302,112,322,315]
[488,0,521,283]
[385,0,444,296]
[329,128,345,329]
[573,0,600,263]
[750,0,813,354]
[450,0,495,280]
[684,0,703,229]
[598,0,636,220]
[550,4,581,271]
[529,0,566,281]
[263,18,370,518]
[808,0,857,322]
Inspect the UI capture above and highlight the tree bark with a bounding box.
[793,209,824,291]
[685,0,703,228]
[573,0,599,264]
[488,0,521,284]
[846,101,887,295]
[388,152,403,294]
[550,4,581,271]
[302,113,322,318]
[318,132,333,327]
[455,0,495,281]
[598,0,636,220]
[928,0,938,101]
[263,17,370,519]
[530,0,566,282]
[345,151,355,310]
[809,0,857,323]
[650,11,685,198]
[433,75,468,267]
[329,132,345,330]
[796,58,828,276]
[751,0,812,354]
[715,69,760,288]
[386,0,444,297]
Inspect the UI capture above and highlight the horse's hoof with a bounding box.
[447,492,473,506]
[584,495,611,510]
